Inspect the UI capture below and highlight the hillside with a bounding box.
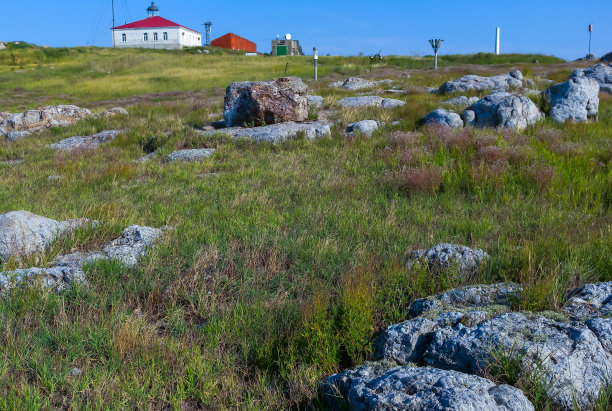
[0,46,610,409]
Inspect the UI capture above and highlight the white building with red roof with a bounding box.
[111,2,201,49]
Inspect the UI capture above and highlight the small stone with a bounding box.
[345,120,379,136]
[420,108,464,128]
[307,95,324,108]
[405,243,489,276]
[48,130,124,152]
[100,107,128,118]
[438,71,524,94]
[69,367,82,377]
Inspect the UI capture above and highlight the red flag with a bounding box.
[589,25,593,32]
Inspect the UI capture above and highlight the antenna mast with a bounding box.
[112,0,116,48]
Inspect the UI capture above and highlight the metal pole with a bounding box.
[495,27,500,55]
[313,47,318,81]
[112,0,116,48]
[434,51,438,70]
[589,31,592,56]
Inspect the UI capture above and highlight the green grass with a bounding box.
[0,46,610,409]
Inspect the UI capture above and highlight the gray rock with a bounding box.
[409,283,523,317]
[321,362,534,411]
[47,175,63,182]
[420,108,464,128]
[48,130,124,152]
[462,92,543,129]
[0,211,89,261]
[441,96,480,106]
[336,96,384,108]
[135,150,159,163]
[381,98,406,108]
[55,225,165,268]
[223,77,308,127]
[100,107,129,118]
[601,53,612,63]
[0,105,93,141]
[345,120,379,136]
[544,74,599,123]
[336,96,405,109]
[406,243,489,276]
[307,95,324,108]
[0,112,12,123]
[377,312,612,410]
[0,43,6,50]
[0,266,85,293]
[69,367,82,377]
[438,71,524,94]
[0,159,23,166]
[329,77,393,91]
[201,121,331,143]
[166,148,216,163]
[563,282,612,319]
[576,64,612,93]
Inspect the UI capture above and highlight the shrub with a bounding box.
[400,165,443,193]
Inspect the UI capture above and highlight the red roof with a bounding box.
[112,16,201,34]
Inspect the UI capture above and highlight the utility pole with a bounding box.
[429,39,443,70]
[112,0,116,48]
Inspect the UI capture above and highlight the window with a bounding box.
[143,33,148,42]
[153,32,158,42]
[121,33,126,42]
[163,32,168,41]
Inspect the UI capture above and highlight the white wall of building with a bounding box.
[112,27,201,49]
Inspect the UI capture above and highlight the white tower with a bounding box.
[495,27,500,55]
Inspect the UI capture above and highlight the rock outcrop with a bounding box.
[54,225,166,268]
[224,77,308,127]
[438,71,524,94]
[420,108,464,128]
[405,243,489,276]
[329,77,393,91]
[575,64,612,94]
[165,148,216,163]
[322,362,534,411]
[328,281,612,410]
[544,73,599,123]
[0,211,89,261]
[336,96,405,109]
[0,105,93,141]
[201,121,331,143]
[462,92,543,129]
[601,53,612,63]
[0,266,85,294]
[48,130,124,152]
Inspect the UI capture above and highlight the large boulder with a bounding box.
[223,77,308,127]
[420,108,464,128]
[575,64,612,94]
[601,53,612,63]
[438,71,524,94]
[48,130,124,152]
[0,105,93,141]
[462,92,543,129]
[201,121,331,143]
[0,211,89,261]
[406,243,489,276]
[100,107,129,118]
[543,74,599,123]
[321,361,534,411]
[374,311,612,410]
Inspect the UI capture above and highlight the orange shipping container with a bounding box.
[211,33,257,53]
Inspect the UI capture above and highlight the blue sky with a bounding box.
[1,0,610,59]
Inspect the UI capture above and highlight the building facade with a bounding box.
[271,35,304,56]
[211,33,257,53]
[111,3,201,50]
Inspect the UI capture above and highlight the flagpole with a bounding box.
[112,0,116,48]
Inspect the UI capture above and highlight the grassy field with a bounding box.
[0,45,610,409]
